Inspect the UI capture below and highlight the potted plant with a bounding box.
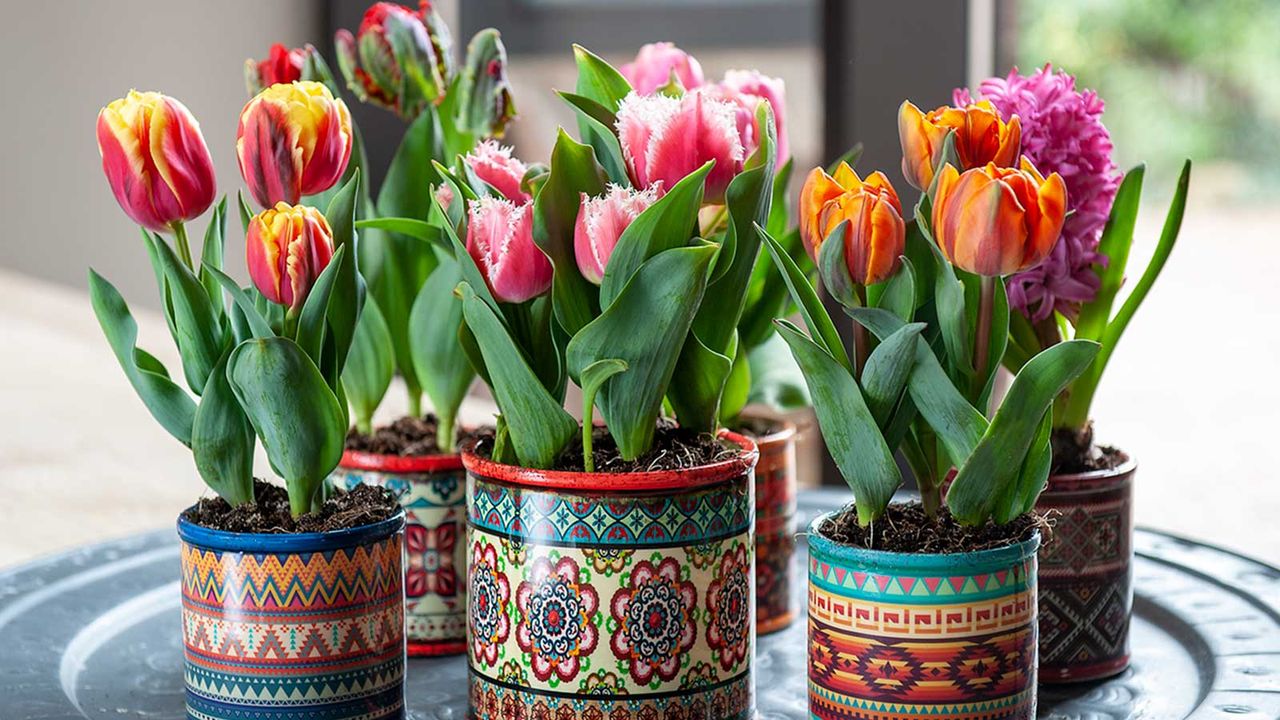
[765,105,1099,717]
[954,66,1191,682]
[92,86,406,718]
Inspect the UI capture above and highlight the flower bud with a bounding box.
[464,140,530,203]
[621,42,704,95]
[455,29,516,138]
[236,81,353,208]
[800,164,905,286]
[932,159,1068,277]
[615,89,744,204]
[335,1,454,120]
[245,43,307,96]
[574,184,661,284]
[96,91,217,233]
[466,198,552,303]
[714,70,788,164]
[898,99,1021,191]
[246,203,335,310]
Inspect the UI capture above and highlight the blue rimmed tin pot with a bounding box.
[807,511,1041,720]
[332,449,467,657]
[177,510,407,720]
[462,431,759,720]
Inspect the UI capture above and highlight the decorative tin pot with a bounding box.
[747,419,798,635]
[332,449,467,656]
[808,512,1040,720]
[177,511,406,720]
[1035,455,1136,683]
[462,431,759,720]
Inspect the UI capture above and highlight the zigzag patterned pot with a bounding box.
[749,420,798,636]
[808,512,1040,720]
[1036,456,1136,683]
[332,449,467,656]
[462,431,759,720]
[177,511,406,719]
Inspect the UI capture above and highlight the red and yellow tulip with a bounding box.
[932,159,1068,277]
[96,90,217,233]
[246,203,336,310]
[799,163,905,286]
[334,1,453,120]
[898,99,1021,191]
[236,81,353,208]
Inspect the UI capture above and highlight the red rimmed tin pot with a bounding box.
[177,510,406,720]
[1035,455,1137,683]
[331,449,467,657]
[808,510,1041,719]
[463,431,759,720]
[744,418,799,635]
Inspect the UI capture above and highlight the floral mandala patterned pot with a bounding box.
[808,511,1040,720]
[747,419,798,636]
[332,449,467,656]
[1036,455,1136,683]
[463,431,759,720]
[177,510,406,720]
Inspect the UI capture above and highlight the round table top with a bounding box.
[2,490,1278,719]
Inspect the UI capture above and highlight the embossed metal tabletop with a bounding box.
[2,490,1278,719]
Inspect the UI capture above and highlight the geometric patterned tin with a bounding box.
[808,510,1040,720]
[462,431,760,720]
[1036,456,1136,683]
[177,510,406,720]
[751,420,798,636]
[333,449,467,657]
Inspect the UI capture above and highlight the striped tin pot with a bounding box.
[462,431,759,720]
[177,511,406,720]
[332,449,467,657]
[807,511,1040,720]
[1036,455,1136,683]
[749,419,799,636]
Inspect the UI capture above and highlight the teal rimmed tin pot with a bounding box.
[807,510,1040,720]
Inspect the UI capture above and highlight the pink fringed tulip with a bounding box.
[466,198,552,303]
[464,140,530,203]
[236,81,353,208]
[714,70,788,163]
[616,90,744,203]
[620,42,704,95]
[574,184,661,284]
[246,203,335,310]
[96,91,217,233]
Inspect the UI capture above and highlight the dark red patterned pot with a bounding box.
[749,419,798,635]
[1036,455,1136,683]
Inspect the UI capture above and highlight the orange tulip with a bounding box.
[931,159,1068,277]
[799,163,905,286]
[898,99,1021,190]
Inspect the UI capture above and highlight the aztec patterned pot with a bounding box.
[332,449,467,656]
[1036,455,1136,683]
[177,510,406,720]
[747,419,798,636]
[462,431,759,720]
[808,511,1040,720]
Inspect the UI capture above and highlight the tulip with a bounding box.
[932,159,1068,277]
[615,89,744,203]
[621,42,704,95]
[715,70,788,164]
[236,81,353,208]
[96,90,217,235]
[245,43,307,95]
[246,203,335,311]
[574,184,661,284]
[464,140,530,203]
[898,99,1021,191]
[335,1,454,120]
[466,198,552,303]
[799,163,905,286]
[455,28,516,139]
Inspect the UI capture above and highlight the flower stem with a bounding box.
[407,391,422,419]
[852,284,870,379]
[171,221,194,271]
[436,412,455,454]
[972,276,996,400]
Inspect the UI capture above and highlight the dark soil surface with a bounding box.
[1051,423,1130,474]
[183,480,399,534]
[472,420,739,473]
[345,415,444,455]
[818,502,1045,554]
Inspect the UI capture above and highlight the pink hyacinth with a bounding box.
[465,140,531,204]
[616,89,745,204]
[620,42,704,95]
[574,184,662,284]
[956,64,1120,321]
[466,197,552,304]
[713,69,789,164]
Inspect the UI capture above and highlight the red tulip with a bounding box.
[574,184,661,284]
[620,42,704,95]
[245,43,307,95]
[246,203,335,310]
[466,198,552,303]
[236,81,353,208]
[616,89,744,203]
[334,1,453,119]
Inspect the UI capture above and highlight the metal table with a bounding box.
[2,491,1278,719]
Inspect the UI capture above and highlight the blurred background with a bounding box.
[1,0,1276,564]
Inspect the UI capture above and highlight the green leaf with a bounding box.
[556,91,630,186]
[871,255,916,322]
[567,244,718,460]
[915,205,970,384]
[355,217,451,253]
[572,44,632,112]
[203,266,274,340]
[579,358,629,472]
[410,257,475,450]
[746,331,810,410]
[718,340,752,425]
[861,322,926,427]
[774,318,901,524]
[323,172,364,381]
[947,339,1100,525]
[88,270,196,445]
[765,159,794,238]
[199,198,228,319]
[237,192,254,234]
[457,282,577,468]
[342,293,394,434]
[739,226,809,351]
[228,337,346,517]
[666,331,733,433]
[142,231,223,395]
[192,349,255,506]
[997,408,1052,524]
[757,225,852,373]
[296,244,346,368]
[1073,165,1146,343]
[817,221,858,308]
